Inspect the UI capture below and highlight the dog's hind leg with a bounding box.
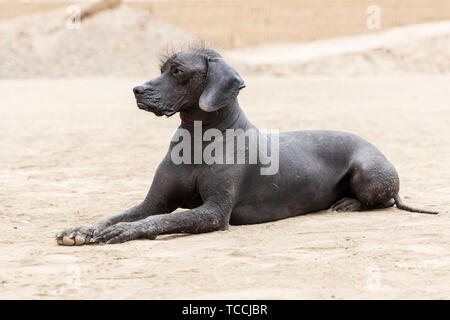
[331,148,399,212]
[331,148,437,214]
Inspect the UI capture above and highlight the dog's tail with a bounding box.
[394,195,438,214]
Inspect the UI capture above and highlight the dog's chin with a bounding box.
[137,102,176,117]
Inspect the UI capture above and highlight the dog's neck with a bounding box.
[179,99,253,133]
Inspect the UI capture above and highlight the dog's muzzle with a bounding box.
[133,86,175,117]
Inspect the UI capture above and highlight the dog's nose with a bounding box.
[133,85,145,95]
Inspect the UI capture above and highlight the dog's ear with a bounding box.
[199,58,245,112]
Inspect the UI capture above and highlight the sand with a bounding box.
[0,4,195,78]
[225,20,450,75]
[0,75,449,299]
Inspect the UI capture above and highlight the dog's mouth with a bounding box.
[137,102,176,117]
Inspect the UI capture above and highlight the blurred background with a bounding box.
[2,0,450,47]
[1,0,450,77]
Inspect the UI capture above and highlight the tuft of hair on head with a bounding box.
[187,40,222,60]
[158,47,177,71]
[158,40,221,70]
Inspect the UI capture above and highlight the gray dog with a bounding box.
[56,47,437,246]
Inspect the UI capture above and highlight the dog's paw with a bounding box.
[92,222,143,244]
[55,224,100,246]
[331,198,363,212]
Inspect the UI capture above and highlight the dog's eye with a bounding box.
[173,68,183,76]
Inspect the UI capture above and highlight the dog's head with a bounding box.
[133,48,245,117]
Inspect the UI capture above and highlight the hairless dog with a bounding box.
[56,47,437,246]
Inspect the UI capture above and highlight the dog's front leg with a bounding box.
[55,161,181,246]
[55,192,180,245]
[93,201,230,244]
[55,201,166,246]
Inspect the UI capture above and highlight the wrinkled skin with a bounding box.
[56,48,436,246]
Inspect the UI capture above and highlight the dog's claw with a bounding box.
[62,236,75,246]
[55,224,102,246]
[74,236,85,245]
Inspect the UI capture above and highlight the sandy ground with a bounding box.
[0,75,448,299]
